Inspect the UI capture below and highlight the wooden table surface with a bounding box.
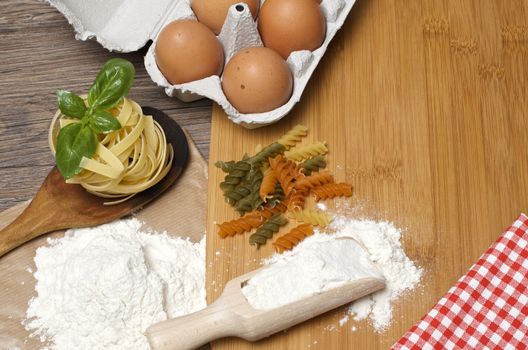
[0,0,212,211]
[2,0,528,349]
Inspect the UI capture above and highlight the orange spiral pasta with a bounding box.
[273,224,314,253]
[285,189,308,211]
[312,183,353,200]
[217,201,288,238]
[294,172,334,192]
[217,212,264,238]
[257,201,288,219]
[259,169,278,202]
[269,155,303,195]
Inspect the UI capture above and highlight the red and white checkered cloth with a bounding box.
[393,214,528,350]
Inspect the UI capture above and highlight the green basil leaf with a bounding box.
[55,123,97,180]
[89,110,122,134]
[56,90,87,119]
[87,58,135,111]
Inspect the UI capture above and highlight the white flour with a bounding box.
[24,218,205,350]
[242,216,422,332]
[242,236,383,310]
[334,218,422,332]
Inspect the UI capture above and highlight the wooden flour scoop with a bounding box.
[147,267,385,350]
[0,107,189,257]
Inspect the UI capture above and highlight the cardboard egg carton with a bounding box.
[46,0,357,128]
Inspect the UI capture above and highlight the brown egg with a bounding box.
[258,0,326,59]
[155,20,224,85]
[192,0,260,35]
[222,47,293,114]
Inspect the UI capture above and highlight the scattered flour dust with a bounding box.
[242,215,422,333]
[333,217,423,332]
[24,218,206,350]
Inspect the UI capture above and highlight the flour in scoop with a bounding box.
[242,216,422,332]
[24,218,205,350]
[242,236,383,310]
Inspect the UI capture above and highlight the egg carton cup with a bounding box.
[46,0,357,128]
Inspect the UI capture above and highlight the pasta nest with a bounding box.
[48,98,174,204]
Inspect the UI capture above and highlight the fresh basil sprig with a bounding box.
[55,58,135,179]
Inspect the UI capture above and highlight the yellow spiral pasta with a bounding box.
[48,98,173,204]
[277,124,309,150]
[284,141,328,162]
[288,209,333,227]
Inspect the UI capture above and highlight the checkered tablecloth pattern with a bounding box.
[393,214,528,350]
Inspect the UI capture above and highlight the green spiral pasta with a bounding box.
[225,178,252,204]
[234,199,253,215]
[215,160,237,173]
[249,142,286,166]
[219,160,252,205]
[236,191,263,216]
[219,161,251,189]
[222,142,284,208]
[234,167,264,215]
[301,155,327,175]
[277,124,309,150]
[229,167,263,205]
[215,152,250,174]
[249,214,289,248]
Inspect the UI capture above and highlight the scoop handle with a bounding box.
[146,297,238,350]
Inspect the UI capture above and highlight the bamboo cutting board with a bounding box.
[206,0,528,349]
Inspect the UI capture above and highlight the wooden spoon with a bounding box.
[0,107,189,257]
[147,267,385,350]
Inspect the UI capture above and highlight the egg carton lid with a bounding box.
[45,0,193,52]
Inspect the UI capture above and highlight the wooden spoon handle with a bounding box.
[0,198,55,257]
[147,299,237,350]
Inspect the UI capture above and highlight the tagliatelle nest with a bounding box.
[49,98,173,204]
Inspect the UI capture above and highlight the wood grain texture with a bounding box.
[206,0,528,349]
[0,0,212,211]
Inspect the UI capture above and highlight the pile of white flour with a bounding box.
[242,216,422,332]
[24,219,205,350]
